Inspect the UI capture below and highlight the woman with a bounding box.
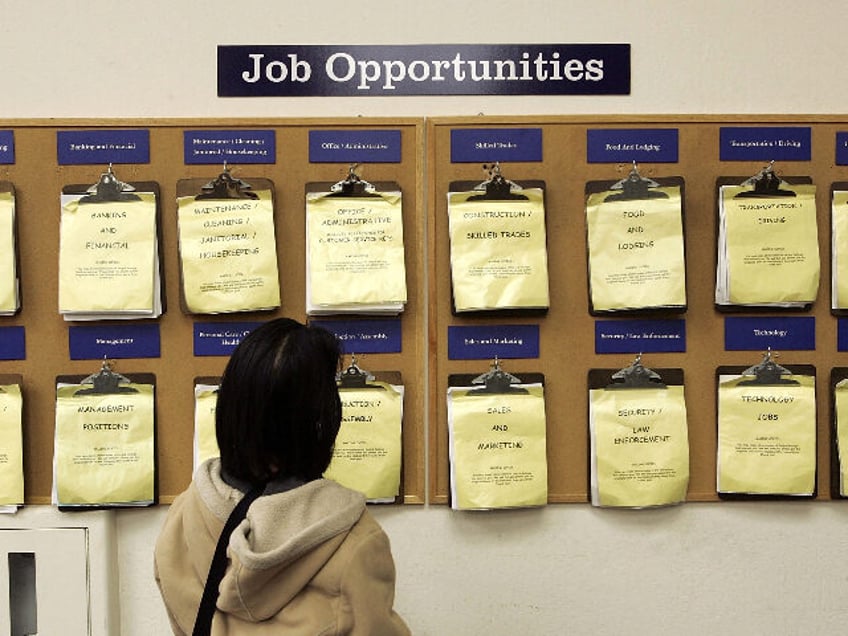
[155,318,410,635]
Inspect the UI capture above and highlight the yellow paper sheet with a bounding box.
[832,191,848,308]
[717,374,816,495]
[723,185,820,304]
[54,383,155,505]
[324,382,403,501]
[58,194,157,313]
[589,386,689,507]
[0,385,24,505]
[0,192,17,314]
[177,190,281,313]
[834,379,848,496]
[193,385,219,469]
[306,192,407,308]
[447,384,548,509]
[447,188,550,311]
[586,187,686,311]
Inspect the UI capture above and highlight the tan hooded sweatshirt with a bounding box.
[154,459,410,635]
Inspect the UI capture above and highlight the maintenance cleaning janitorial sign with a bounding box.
[218,44,630,96]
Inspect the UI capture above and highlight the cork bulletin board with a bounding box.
[427,115,848,504]
[0,118,426,505]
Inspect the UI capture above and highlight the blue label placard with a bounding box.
[719,127,811,161]
[309,130,401,163]
[450,128,542,163]
[194,322,262,356]
[836,319,848,351]
[219,44,630,96]
[836,132,848,165]
[724,317,815,351]
[0,327,25,360]
[69,324,160,360]
[57,129,150,165]
[184,130,276,164]
[309,318,402,354]
[586,128,679,163]
[448,325,540,360]
[0,131,14,164]
[595,319,686,354]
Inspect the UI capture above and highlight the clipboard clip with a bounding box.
[196,162,258,200]
[328,164,378,197]
[604,162,667,201]
[337,354,382,389]
[79,164,141,204]
[736,161,796,198]
[76,358,138,395]
[606,353,667,390]
[468,356,529,394]
[738,348,799,385]
[468,162,528,201]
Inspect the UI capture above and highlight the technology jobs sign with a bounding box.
[218,44,630,96]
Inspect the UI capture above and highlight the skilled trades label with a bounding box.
[57,129,150,165]
[719,127,811,161]
[450,128,543,163]
[218,44,630,96]
[0,326,24,360]
[193,322,262,356]
[309,318,402,354]
[586,128,679,163]
[724,316,815,351]
[448,324,540,360]
[309,130,402,163]
[595,319,686,354]
[0,131,13,164]
[69,324,160,360]
[183,130,276,164]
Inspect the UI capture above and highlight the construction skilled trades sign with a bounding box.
[218,44,630,96]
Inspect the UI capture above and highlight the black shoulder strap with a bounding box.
[192,482,267,636]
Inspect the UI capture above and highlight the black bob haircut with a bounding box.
[215,317,342,484]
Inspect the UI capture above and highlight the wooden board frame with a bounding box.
[427,115,848,504]
[0,118,426,505]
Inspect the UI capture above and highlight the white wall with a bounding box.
[2,1,848,634]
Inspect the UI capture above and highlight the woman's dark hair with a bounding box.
[215,317,342,484]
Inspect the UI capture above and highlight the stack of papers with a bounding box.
[447,187,550,312]
[0,190,19,316]
[59,190,162,320]
[306,190,407,316]
[715,183,819,308]
[177,188,281,314]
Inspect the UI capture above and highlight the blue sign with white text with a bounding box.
[719,127,811,161]
[836,319,848,352]
[57,129,150,165]
[184,130,276,164]
[309,130,402,163]
[448,325,540,360]
[595,320,686,354]
[836,132,848,165]
[0,327,24,360]
[69,324,161,360]
[309,319,402,354]
[587,128,679,163]
[451,128,543,163]
[218,44,630,96]
[194,322,262,356]
[0,131,14,164]
[724,317,815,351]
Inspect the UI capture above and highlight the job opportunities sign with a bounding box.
[218,44,630,97]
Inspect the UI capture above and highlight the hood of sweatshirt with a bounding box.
[158,459,366,626]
